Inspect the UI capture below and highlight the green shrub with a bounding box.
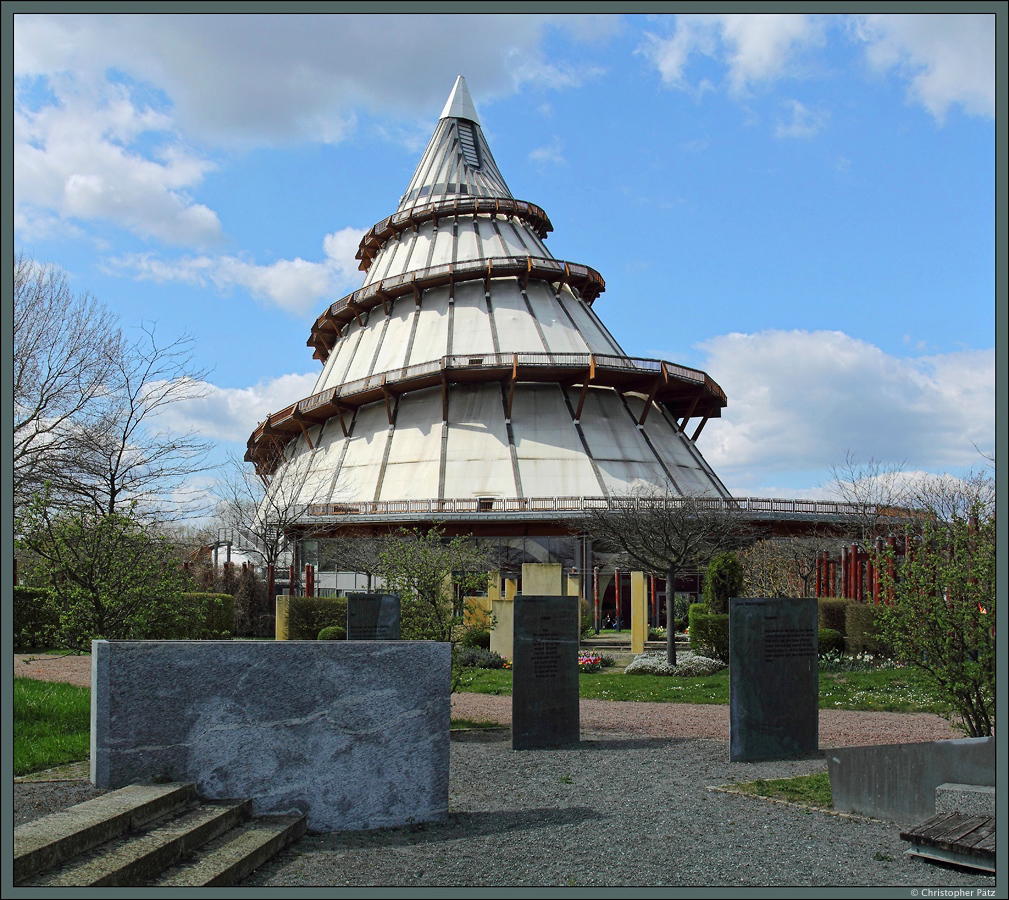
[817,598,848,635]
[845,602,890,657]
[144,593,234,640]
[689,603,730,663]
[13,586,60,650]
[288,596,347,640]
[455,646,507,669]
[818,627,845,660]
[460,628,491,649]
[703,553,743,615]
[318,625,346,640]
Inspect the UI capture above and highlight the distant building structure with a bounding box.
[246,77,876,613]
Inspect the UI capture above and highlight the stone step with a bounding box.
[30,799,253,887]
[936,783,996,817]
[14,782,306,888]
[13,782,196,883]
[149,815,308,886]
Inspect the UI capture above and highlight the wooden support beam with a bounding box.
[690,413,710,441]
[505,354,519,419]
[678,394,700,430]
[334,405,349,437]
[292,411,315,450]
[382,376,394,424]
[637,374,661,425]
[574,355,596,420]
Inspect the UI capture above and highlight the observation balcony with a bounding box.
[293,495,911,527]
[355,197,553,272]
[245,351,726,476]
[308,255,605,363]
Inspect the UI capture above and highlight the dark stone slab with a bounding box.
[729,597,818,762]
[347,593,400,640]
[511,594,579,750]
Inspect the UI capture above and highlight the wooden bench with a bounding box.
[900,812,995,873]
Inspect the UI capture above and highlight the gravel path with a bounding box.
[14,653,993,888]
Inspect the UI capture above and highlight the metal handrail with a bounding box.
[301,496,911,519]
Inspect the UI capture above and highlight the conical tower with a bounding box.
[247,77,730,543]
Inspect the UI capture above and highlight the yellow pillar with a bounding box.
[275,596,290,641]
[521,562,563,596]
[630,571,647,654]
[490,576,517,661]
[565,571,580,599]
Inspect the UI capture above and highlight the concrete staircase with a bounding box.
[13,782,306,887]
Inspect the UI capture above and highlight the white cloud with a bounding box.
[639,13,994,124]
[775,98,828,138]
[639,14,824,94]
[14,14,619,147]
[106,226,366,315]
[14,74,221,246]
[528,137,566,166]
[153,371,322,444]
[13,14,619,248]
[695,330,994,493]
[850,13,995,121]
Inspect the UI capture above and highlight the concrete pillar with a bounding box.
[630,571,647,654]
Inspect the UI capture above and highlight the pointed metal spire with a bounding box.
[439,75,480,124]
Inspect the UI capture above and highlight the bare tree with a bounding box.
[578,487,744,664]
[14,251,122,509]
[825,450,914,544]
[739,533,844,598]
[56,323,215,522]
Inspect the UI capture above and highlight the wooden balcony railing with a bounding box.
[245,352,726,476]
[308,255,605,362]
[355,197,553,271]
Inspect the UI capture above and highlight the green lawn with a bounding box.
[457,666,950,714]
[14,678,91,776]
[729,772,833,809]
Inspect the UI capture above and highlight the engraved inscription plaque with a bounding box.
[347,593,401,641]
[729,597,818,762]
[512,595,579,750]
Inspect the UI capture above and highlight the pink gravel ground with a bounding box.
[16,652,962,747]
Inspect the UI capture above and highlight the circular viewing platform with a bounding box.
[308,255,605,362]
[246,351,727,475]
[355,197,553,272]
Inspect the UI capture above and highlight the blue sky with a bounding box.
[12,12,997,504]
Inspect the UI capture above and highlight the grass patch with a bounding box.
[729,772,833,809]
[457,665,951,714]
[818,668,949,714]
[450,718,501,730]
[14,678,91,776]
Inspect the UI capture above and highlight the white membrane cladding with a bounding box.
[273,381,725,507]
[312,281,619,395]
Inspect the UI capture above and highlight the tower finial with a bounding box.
[439,75,480,124]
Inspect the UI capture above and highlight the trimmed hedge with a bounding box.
[817,627,844,659]
[817,598,848,635]
[318,625,346,640]
[14,587,233,646]
[845,602,890,656]
[688,603,730,663]
[460,628,491,649]
[13,586,60,650]
[288,596,348,640]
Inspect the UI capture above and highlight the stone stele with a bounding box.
[90,640,450,832]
